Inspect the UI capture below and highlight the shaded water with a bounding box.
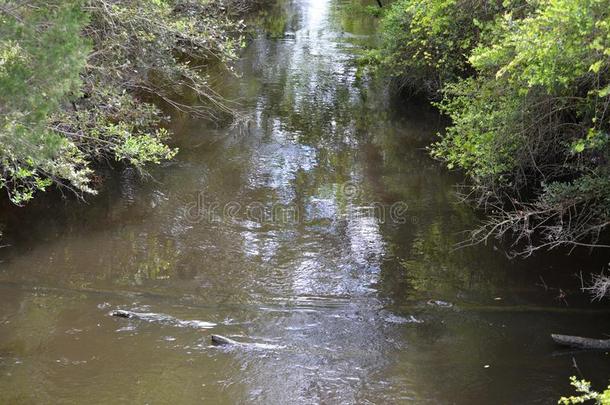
[1,0,610,403]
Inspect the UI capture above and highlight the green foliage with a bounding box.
[469,0,610,90]
[560,377,610,404]
[0,0,257,204]
[433,0,610,250]
[0,0,93,204]
[369,0,514,94]
[431,77,524,181]
[371,0,610,251]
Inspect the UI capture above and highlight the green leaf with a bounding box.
[589,60,603,73]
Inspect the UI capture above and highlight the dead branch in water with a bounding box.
[551,334,610,350]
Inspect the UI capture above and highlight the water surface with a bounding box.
[1,0,610,403]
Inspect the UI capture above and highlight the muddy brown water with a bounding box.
[1,0,610,403]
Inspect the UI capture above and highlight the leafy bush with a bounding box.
[370,0,517,95]
[432,0,610,253]
[560,377,610,404]
[0,0,258,204]
[1,0,94,204]
[372,0,610,253]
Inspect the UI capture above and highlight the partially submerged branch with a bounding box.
[551,334,610,350]
[455,181,610,258]
[581,272,610,301]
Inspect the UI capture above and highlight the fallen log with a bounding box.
[551,333,610,350]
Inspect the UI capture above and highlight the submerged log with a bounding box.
[551,333,610,349]
[211,334,240,346]
[110,309,216,329]
[111,309,133,318]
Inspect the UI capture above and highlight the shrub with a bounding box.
[429,0,610,254]
[0,0,257,204]
[370,0,517,95]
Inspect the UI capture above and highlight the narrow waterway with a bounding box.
[1,0,609,403]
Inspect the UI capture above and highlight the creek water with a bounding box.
[1,0,610,403]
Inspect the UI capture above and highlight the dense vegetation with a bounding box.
[368,0,610,259]
[0,0,260,205]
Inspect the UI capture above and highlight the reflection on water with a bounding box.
[1,0,610,403]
